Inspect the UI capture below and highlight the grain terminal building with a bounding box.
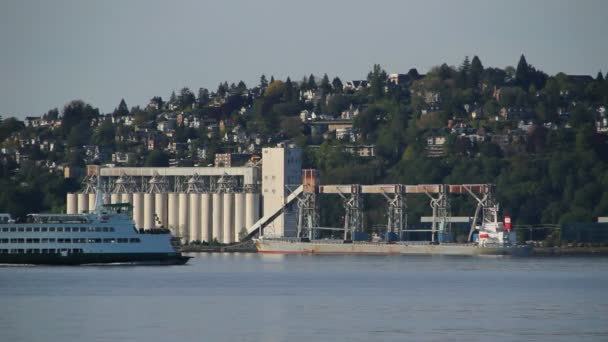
[66,145,301,244]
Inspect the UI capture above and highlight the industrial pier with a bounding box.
[67,144,504,245]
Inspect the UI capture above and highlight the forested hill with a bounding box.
[0,55,607,225]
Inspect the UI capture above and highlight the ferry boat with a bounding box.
[0,204,191,265]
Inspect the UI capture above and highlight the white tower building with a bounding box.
[261,144,302,237]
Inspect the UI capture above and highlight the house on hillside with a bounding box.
[344,80,368,91]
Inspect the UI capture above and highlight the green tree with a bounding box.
[197,88,209,107]
[367,64,387,100]
[515,54,530,88]
[91,119,115,148]
[307,74,317,90]
[259,74,269,89]
[144,150,170,167]
[320,73,331,94]
[332,77,343,93]
[114,99,129,116]
[179,87,196,108]
[469,56,484,88]
[61,100,99,131]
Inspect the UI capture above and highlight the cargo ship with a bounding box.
[0,202,191,265]
[255,218,532,256]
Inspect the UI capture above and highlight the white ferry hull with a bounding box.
[0,252,191,265]
[255,239,532,256]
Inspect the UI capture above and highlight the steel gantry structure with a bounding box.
[286,170,497,242]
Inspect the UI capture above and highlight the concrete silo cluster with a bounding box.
[66,166,261,244]
[66,145,303,243]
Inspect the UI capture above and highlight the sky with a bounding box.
[1,0,607,118]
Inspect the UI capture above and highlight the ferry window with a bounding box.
[102,227,109,232]
[49,227,55,232]
[95,227,102,232]
[18,227,24,232]
[1,239,7,243]
[26,227,32,232]
[41,227,47,232]
[1,228,7,232]
[57,227,63,232]
[26,238,33,243]
[64,239,71,243]
[41,249,48,253]
[49,238,55,243]
[88,227,95,232]
[64,227,71,232]
[49,249,56,253]
[103,238,116,243]
[10,227,16,232]
[33,239,40,243]
[57,239,64,243]
[117,238,128,243]
[129,238,141,243]
[41,238,49,243]
[80,227,87,232]
[33,227,40,232]
[0,249,7,254]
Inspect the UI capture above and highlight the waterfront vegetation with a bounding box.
[1,55,607,237]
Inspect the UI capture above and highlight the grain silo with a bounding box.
[178,193,189,241]
[222,192,234,244]
[212,192,223,243]
[132,192,144,229]
[143,193,155,230]
[88,193,97,212]
[234,192,245,242]
[201,192,212,243]
[66,193,77,214]
[77,193,89,214]
[188,193,201,242]
[167,192,179,236]
[155,193,168,229]
[110,193,121,205]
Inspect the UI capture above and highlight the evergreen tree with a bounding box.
[368,64,387,100]
[114,99,129,117]
[332,77,343,93]
[320,73,331,94]
[169,91,177,105]
[270,75,275,83]
[597,71,605,82]
[284,77,295,102]
[307,74,317,90]
[259,74,268,89]
[458,56,471,88]
[217,83,227,98]
[515,54,530,87]
[178,87,196,108]
[197,88,209,107]
[469,56,484,88]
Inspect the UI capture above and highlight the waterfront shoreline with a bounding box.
[180,243,608,256]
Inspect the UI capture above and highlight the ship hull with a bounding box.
[0,252,191,265]
[255,240,532,256]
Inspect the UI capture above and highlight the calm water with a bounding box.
[1,254,607,342]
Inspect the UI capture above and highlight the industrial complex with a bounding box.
[66,144,302,244]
